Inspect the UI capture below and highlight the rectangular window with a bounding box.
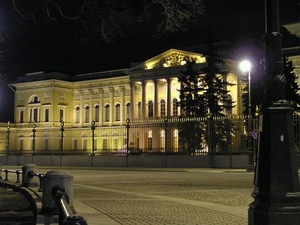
[19,111,24,123]
[33,108,38,122]
[60,109,64,122]
[45,109,49,122]
[116,105,120,121]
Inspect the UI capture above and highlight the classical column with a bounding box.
[79,90,83,125]
[98,88,103,125]
[109,87,114,125]
[88,89,93,122]
[154,79,158,118]
[130,82,134,121]
[167,78,172,117]
[142,80,146,119]
[120,86,125,124]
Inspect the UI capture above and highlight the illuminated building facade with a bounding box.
[3,49,244,154]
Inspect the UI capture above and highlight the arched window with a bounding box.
[85,106,90,123]
[105,105,110,122]
[173,98,178,116]
[115,104,121,121]
[126,103,130,120]
[160,99,166,117]
[75,106,80,123]
[148,100,154,118]
[95,105,100,122]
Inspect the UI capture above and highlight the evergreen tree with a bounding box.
[200,43,234,117]
[199,43,234,152]
[283,56,300,110]
[178,59,205,154]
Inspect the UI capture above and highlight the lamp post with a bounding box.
[32,123,36,156]
[248,0,300,224]
[60,121,64,166]
[91,121,95,167]
[239,60,254,171]
[6,121,10,156]
[126,119,130,167]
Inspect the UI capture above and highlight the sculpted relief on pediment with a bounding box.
[145,51,205,70]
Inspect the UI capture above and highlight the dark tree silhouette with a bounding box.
[11,0,205,43]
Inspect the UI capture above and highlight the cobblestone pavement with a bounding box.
[41,168,254,225]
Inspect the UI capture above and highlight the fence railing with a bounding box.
[1,116,300,156]
[0,164,87,225]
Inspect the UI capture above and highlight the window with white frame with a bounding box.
[29,108,39,123]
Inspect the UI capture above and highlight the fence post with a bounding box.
[41,171,74,215]
[22,163,39,187]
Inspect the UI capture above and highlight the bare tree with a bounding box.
[11,0,205,43]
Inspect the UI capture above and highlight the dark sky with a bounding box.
[0,0,299,122]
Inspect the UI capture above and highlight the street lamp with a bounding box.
[32,123,36,156]
[60,121,64,166]
[239,59,254,171]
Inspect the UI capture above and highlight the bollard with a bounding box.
[0,164,1,180]
[22,163,39,187]
[41,171,74,215]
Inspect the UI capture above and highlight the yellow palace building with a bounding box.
[2,49,244,155]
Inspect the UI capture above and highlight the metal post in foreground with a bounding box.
[60,121,65,166]
[126,119,130,167]
[248,0,300,224]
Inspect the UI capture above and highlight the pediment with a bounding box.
[127,48,205,73]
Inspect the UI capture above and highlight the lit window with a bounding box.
[126,103,130,119]
[75,107,80,123]
[19,110,24,123]
[95,105,100,122]
[115,104,120,121]
[105,105,110,122]
[148,100,154,118]
[85,106,90,123]
[45,109,49,122]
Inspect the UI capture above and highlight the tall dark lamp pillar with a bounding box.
[248,0,300,224]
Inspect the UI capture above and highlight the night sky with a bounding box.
[0,0,299,122]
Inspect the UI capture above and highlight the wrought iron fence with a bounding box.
[1,115,300,155]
